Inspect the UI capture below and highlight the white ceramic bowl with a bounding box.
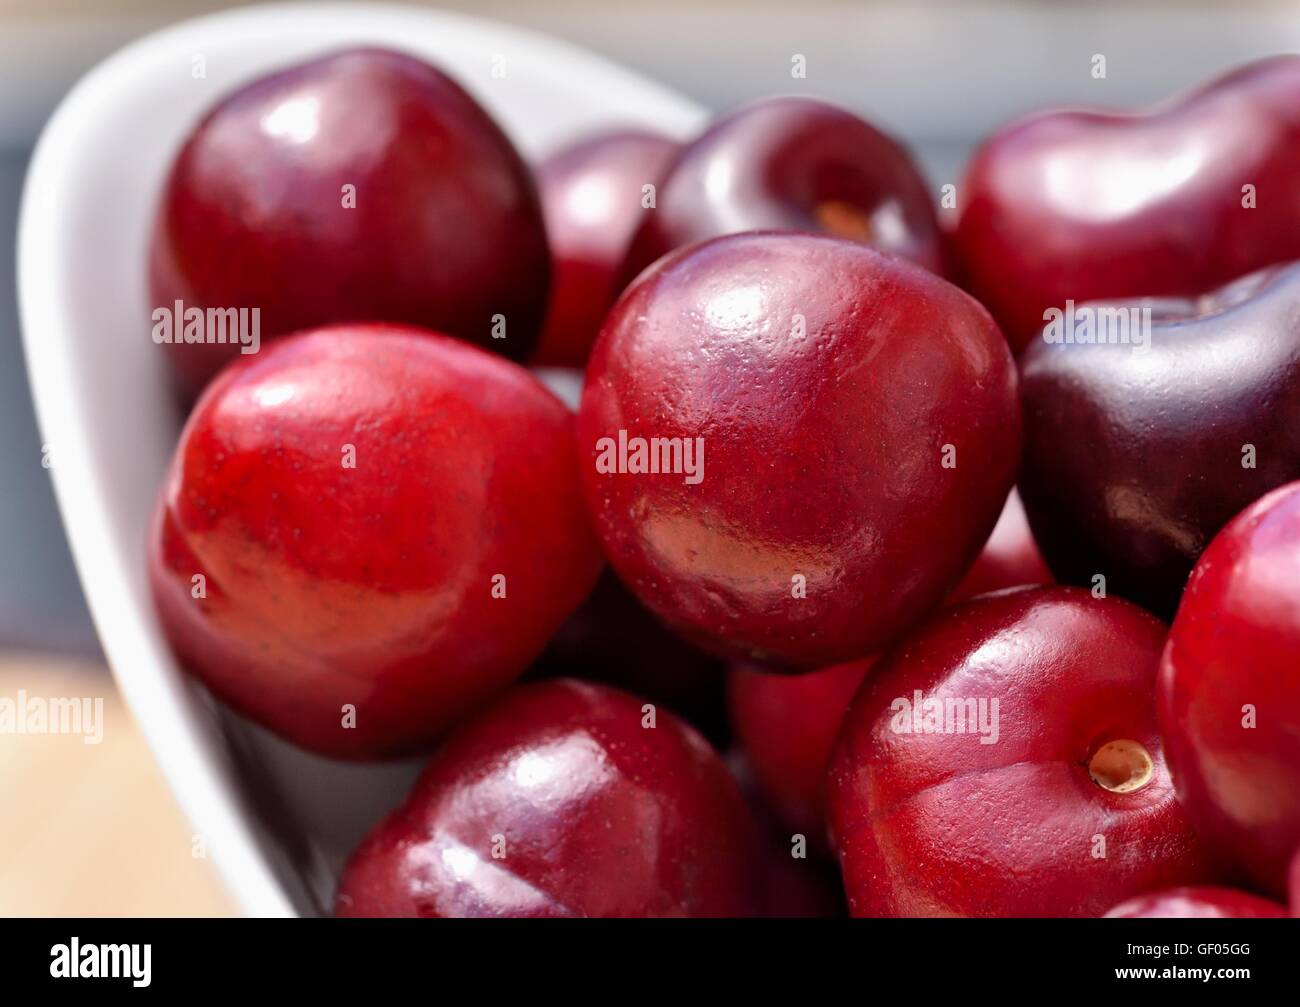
[17,2,705,917]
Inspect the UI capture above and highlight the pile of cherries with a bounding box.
[146,48,1300,918]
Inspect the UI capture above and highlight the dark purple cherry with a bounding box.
[1019,261,1300,618]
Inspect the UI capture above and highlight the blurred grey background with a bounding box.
[4,0,1300,657]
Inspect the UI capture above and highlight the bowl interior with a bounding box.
[17,1,704,916]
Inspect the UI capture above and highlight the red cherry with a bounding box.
[728,659,873,842]
[531,130,680,367]
[621,97,944,283]
[334,680,763,917]
[149,325,602,759]
[1104,887,1287,919]
[150,48,548,397]
[828,587,1218,917]
[730,491,1051,845]
[578,232,1019,668]
[955,55,1300,352]
[1159,481,1300,897]
[947,488,1053,604]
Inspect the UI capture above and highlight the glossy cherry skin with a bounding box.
[150,48,549,398]
[730,491,1051,844]
[579,232,1020,669]
[334,680,763,917]
[1104,887,1287,919]
[1158,481,1300,898]
[531,130,681,367]
[828,587,1219,917]
[530,569,728,743]
[729,659,873,843]
[955,56,1300,353]
[149,326,602,759]
[621,97,943,285]
[1019,263,1300,620]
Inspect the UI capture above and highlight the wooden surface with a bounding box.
[0,655,234,916]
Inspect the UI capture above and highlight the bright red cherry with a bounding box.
[150,325,602,759]
[1104,887,1287,919]
[532,130,680,367]
[579,232,1019,669]
[955,56,1300,353]
[621,97,944,284]
[730,491,1052,844]
[1159,481,1300,898]
[828,587,1219,917]
[334,680,763,917]
[150,48,549,397]
[728,659,873,842]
